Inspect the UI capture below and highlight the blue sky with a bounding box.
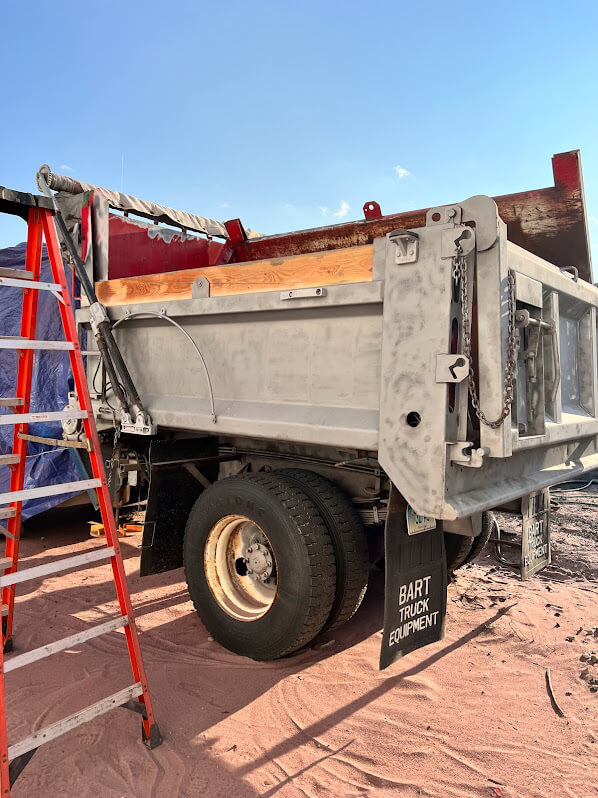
[2,0,598,268]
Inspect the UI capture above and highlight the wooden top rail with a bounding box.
[95,245,374,306]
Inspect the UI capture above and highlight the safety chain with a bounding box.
[452,245,518,429]
[106,423,121,487]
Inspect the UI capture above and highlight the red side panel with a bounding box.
[108,215,228,279]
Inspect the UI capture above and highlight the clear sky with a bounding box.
[2,0,598,268]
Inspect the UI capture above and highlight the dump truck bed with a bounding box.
[78,180,598,521]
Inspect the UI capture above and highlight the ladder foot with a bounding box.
[142,722,162,750]
[2,638,13,655]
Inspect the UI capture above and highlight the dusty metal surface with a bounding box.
[231,151,593,283]
[79,194,598,520]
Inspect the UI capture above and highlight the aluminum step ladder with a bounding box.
[0,190,161,796]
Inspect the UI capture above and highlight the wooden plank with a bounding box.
[0,267,33,280]
[96,244,374,306]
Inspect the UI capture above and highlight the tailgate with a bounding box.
[378,195,598,520]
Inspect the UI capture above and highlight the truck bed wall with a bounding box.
[79,197,598,521]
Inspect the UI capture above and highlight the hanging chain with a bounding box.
[452,245,517,429]
[107,423,121,487]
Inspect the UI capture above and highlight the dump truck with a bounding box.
[21,151,598,668]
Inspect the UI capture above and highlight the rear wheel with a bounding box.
[444,511,496,572]
[183,473,336,660]
[463,511,496,565]
[278,469,369,630]
[444,532,473,572]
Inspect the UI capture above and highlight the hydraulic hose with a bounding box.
[36,168,151,428]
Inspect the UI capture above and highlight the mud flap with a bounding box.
[380,486,447,670]
[520,488,551,580]
[139,437,219,576]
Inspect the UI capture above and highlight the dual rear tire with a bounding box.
[444,511,497,572]
[183,470,369,661]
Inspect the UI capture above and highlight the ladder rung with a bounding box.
[0,398,24,407]
[0,276,62,292]
[0,410,87,426]
[0,455,19,466]
[0,546,115,588]
[4,616,129,674]
[0,524,15,541]
[0,267,33,280]
[0,557,12,571]
[0,477,102,505]
[0,507,16,520]
[0,339,73,351]
[7,682,142,761]
[17,432,90,451]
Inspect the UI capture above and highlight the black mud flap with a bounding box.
[521,488,551,580]
[139,437,220,576]
[380,486,447,670]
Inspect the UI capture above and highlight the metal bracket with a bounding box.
[515,310,560,407]
[435,354,469,383]
[89,301,110,335]
[280,287,327,300]
[62,392,84,439]
[363,200,382,220]
[448,442,489,468]
[192,277,210,298]
[441,226,475,259]
[426,205,462,226]
[120,412,156,436]
[388,229,419,264]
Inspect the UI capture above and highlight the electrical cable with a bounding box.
[111,312,217,423]
[552,479,598,493]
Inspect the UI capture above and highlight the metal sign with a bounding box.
[380,487,447,669]
[521,488,551,579]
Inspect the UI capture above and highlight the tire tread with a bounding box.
[278,469,369,630]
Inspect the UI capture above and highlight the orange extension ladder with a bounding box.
[0,191,161,795]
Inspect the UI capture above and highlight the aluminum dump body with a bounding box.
[78,193,598,521]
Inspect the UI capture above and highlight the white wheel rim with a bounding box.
[204,515,278,621]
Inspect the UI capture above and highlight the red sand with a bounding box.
[6,497,598,797]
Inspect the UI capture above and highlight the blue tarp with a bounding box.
[0,241,82,519]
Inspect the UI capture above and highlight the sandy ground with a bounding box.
[5,495,598,798]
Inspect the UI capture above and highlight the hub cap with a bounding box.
[204,515,278,621]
